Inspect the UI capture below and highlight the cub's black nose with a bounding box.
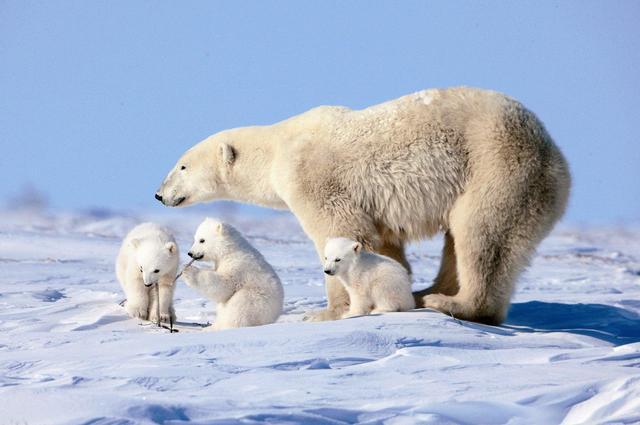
[324,269,332,275]
[155,193,163,202]
[188,252,194,258]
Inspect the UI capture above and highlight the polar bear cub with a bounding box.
[116,223,179,323]
[181,218,284,331]
[324,237,415,318]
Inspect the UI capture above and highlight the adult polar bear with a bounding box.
[156,87,570,325]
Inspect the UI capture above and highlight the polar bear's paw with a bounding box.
[422,294,465,319]
[125,303,149,320]
[341,311,368,319]
[303,308,342,322]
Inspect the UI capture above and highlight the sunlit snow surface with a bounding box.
[1,208,639,424]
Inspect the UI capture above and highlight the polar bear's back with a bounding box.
[282,87,567,242]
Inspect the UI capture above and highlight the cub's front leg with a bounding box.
[124,266,150,320]
[181,265,208,290]
[148,277,176,324]
[181,266,232,303]
[341,288,371,319]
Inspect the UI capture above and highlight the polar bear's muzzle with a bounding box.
[154,192,186,207]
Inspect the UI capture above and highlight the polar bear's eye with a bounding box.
[180,165,186,170]
[153,269,160,273]
[139,266,143,272]
[199,239,205,243]
[335,258,341,262]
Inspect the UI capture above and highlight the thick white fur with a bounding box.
[181,218,284,331]
[157,87,570,324]
[116,223,179,323]
[324,237,414,318]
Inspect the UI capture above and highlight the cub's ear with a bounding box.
[129,238,140,249]
[352,242,362,254]
[216,222,225,234]
[219,143,235,165]
[165,242,176,254]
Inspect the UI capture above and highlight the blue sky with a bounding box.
[1,1,638,223]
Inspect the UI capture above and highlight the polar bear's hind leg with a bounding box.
[422,125,570,324]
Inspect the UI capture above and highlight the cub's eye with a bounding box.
[153,269,160,274]
[180,165,186,170]
[139,266,143,272]
[335,258,341,262]
[324,257,327,260]
[199,239,205,243]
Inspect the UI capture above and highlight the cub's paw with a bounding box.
[180,266,200,286]
[125,303,149,320]
[159,309,176,324]
[148,309,159,323]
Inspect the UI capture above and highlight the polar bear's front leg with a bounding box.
[303,275,350,322]
[293,201,382,322]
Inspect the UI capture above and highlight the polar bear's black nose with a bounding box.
[188,251,194,258]
[324,269,333,275]
[155,193,163,202]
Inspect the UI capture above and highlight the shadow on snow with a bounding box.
[506,301,640,345]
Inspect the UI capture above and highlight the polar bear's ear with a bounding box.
[219,143,236,165]
[129,238,140,249]
[165,242,176,254]
[352,242,362,254]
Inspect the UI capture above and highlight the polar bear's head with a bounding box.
[323,237,362,276]
[130,238,178,286]
[187,217,236,262]
[155,134,236,208]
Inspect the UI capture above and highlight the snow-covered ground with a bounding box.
[1,207,639,424]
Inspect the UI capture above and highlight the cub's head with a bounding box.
[323,237,362,276]
[130,238,178,287]
[187,218,234,262]
[155,133,236,208]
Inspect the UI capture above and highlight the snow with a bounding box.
[1,208,639,424]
